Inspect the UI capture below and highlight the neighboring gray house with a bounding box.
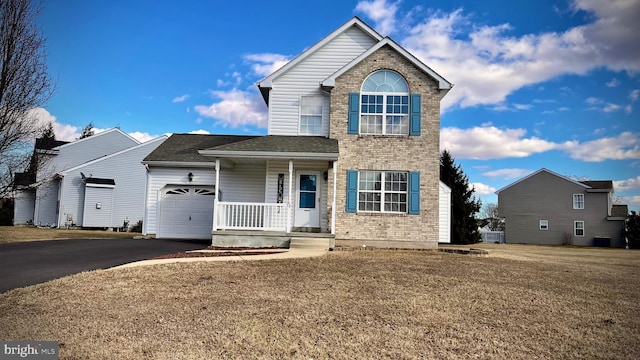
[496,168,628,247]
[13,128,166,229]
[142,17,453,249]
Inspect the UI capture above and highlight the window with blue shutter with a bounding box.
[348,170,420,214]
[408,172,420,215]
[348,93,360,134]
[346,170,358,212]
[410,94,421,136]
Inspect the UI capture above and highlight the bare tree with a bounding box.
[480,202,505,231]
[0,0,54,197]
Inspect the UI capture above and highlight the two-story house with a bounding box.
[496,168,628,247]
[142,17,452,248]
[13,128,166,229]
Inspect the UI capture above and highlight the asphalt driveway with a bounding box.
[0,238,210,293]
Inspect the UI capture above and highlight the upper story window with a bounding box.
[348,70,422,136]
[573,194,584,209]
[359,70,410,135]
[299,95,324,135]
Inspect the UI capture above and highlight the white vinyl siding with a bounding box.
[268,26,377,136]
[58,138,165,229]
[145,163,266,236]
[82,185,114,227]
[33,180,60,226]
[13,190,35,225]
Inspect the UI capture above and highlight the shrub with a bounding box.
[561,231,573,246]
[130,220,143,233]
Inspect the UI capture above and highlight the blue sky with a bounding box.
[34,0,639,211]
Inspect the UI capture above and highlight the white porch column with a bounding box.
[331,160,337,235]
[287,160,293,233]
[213,159,220,232]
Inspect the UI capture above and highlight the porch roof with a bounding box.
[198,136,339,160]
[143,134,258,164]
[143,134,339,166]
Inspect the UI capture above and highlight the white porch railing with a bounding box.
[216,202,289,231]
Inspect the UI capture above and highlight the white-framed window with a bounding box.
[573,194,584,209]
[299,95,324,135]
[358,171,408,213]
[360,70,409,135]
[574,221,585,236]
[539,220,549,230]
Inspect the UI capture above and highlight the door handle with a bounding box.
[189,215,191,221]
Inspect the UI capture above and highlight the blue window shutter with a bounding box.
[346,170,358,213]
[348,92,360,134]
[410,93,421,136]
[408,171,420,215]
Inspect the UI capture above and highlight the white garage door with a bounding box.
[159,186,215,239]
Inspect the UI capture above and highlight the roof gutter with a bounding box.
[198,150,339,160]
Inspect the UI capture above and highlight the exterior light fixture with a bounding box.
[188,172,194,182]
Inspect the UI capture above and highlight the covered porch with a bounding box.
[199,136,339,247]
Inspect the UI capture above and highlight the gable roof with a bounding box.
[257,17,383,103]
[321,37,453,92]
[495,168,590,194]
[54,128,140,150]
[60,136,168,175]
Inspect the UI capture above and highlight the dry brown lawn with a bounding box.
[0,226,139,244]
[1,244,639,359]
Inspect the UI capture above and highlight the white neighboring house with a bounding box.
[13,128,166,229]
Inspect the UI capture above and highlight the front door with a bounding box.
[294,171,320,228]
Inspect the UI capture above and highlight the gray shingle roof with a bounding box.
[581,180,613,190]
[206,135,338,154]
[143,134,257,163]
[144,134,339,163]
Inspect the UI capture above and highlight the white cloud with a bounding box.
[603,103,622,112]
[356,0,640,111]
[194,89,268,128]
[188,129,211,135]
[482,168,533,180]
[630,89,640,101]
[440,126,558,160]
[560,131,640,162]
[606,78,620,87]
[172,94,190,103]
[613,176,640,192]
[355,0,399,35]
[469,182,496,195]
[243,53,290,78]
[127,131,159,143]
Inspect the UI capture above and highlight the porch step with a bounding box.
[289,236,333,250]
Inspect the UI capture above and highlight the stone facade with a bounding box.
[327,45,442,249]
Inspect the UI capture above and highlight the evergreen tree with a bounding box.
[79,122,94,139]
[624,211,640,249]
[440,150,482,244]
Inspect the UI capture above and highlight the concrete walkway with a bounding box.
[110,248,328,269]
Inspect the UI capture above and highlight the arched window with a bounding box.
[359,70,410,135]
